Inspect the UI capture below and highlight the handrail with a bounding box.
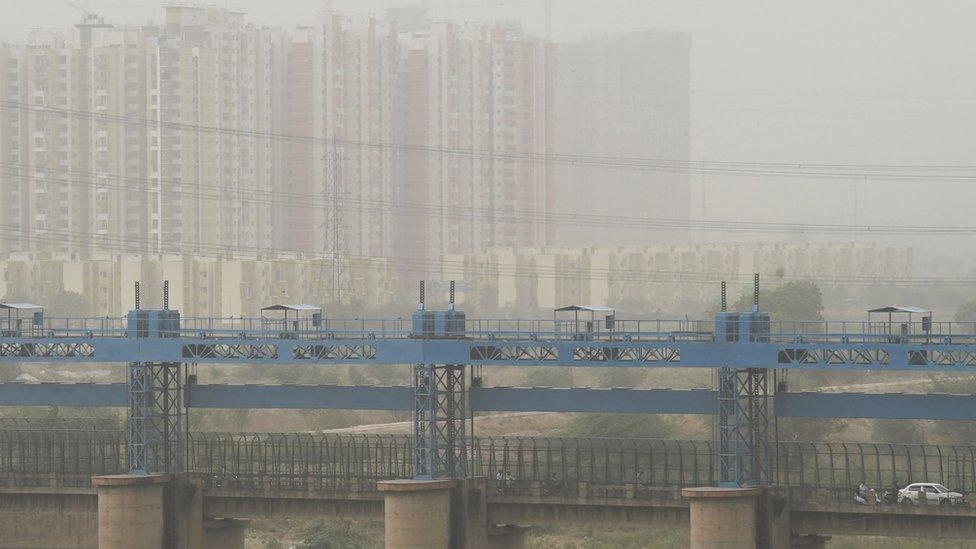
[4,314,976,345]
[1,429,974,498]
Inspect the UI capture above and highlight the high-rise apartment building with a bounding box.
[400,20,554,278]
[0,6,695,309]
[0,7,289,260]
[283,14,403,303]
[554,31,692,246]
[283,26,315,253]
[6,31,69,256]
[283,13,554,287]
[288,13,401,261]
[0,42,26,254]
[152,6,286,255]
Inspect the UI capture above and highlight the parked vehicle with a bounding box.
[881,488,898,505]
[853,482,880,505]
[897,483,966,506]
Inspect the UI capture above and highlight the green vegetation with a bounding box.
[247,521,976,549]
[828,536,976,548]
[562,413,676,438]
[955,300,976,323]
[295,520,382,549]
[709,280,825,320]
[1,290,90,316]
[0,405,122,426]
[526,525,687,548]
[869,419,922,444]
[728,280,824,321]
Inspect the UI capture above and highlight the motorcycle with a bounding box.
[853,482,879,505]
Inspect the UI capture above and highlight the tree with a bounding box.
[1,290,90,317]
[730,281,824,321]
[45,291,90,317]
[298,520,378,549]
[706,281,824,322]
[955,300,976,328]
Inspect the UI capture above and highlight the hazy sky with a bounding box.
[3,0,976,242]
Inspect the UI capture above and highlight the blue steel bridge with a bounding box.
[2,293,976,485]
[3,279,976,546]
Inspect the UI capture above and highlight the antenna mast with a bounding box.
[326,134,350,305]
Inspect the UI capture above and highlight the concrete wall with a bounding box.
[684,487,759,549]
[4,483,976,549]
[96,481,165,549]
[380,482,452,549]
[0,492,96,549]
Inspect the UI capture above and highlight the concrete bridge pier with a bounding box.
[93,473,245,549]
[683,487,763,549]
[684,486,827,549]
[93,474,169,549]
[378,478,524,549]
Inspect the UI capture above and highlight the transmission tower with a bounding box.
[322,135,351,306]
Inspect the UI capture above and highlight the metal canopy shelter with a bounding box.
[261,303,323,333]
[554,304,615,334]
[868,305,932,338]
[261,303,322,312]
[868,305,931,320]
[0,302,43,337]
[0,302,44,311]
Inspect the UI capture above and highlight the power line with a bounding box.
[4,162,976,236]
[0,223,950,288]
[691,88,976,102]
[7,100,976,178]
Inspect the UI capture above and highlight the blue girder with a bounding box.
[3,382,976,420]
[0,307,967,482]
[3,336,976,370]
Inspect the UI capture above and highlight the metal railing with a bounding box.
[7,314,976,347]
[187,432,411,492]
[776,441,976,503]
[0,426,125,486]
[0,426,973,504]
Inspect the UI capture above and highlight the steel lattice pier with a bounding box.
[718,367,770,486]
[413,364,467,479]
[127,362,183,474]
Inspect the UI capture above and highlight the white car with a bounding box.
[898,483,966,506]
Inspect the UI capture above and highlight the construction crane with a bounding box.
[422,0,551,38]
[62,1,104,25]
[63,0,92,15]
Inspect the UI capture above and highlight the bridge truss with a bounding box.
[413,363,467,479]
[0,278,974,488]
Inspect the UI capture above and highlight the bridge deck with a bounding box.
[2,314,976,370]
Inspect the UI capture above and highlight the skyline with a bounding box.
[4,1,976,241]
